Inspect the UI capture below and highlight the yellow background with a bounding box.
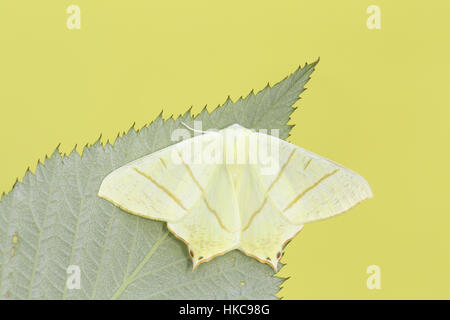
[1,0,449,299]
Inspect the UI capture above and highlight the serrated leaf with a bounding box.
[0,60,318,300]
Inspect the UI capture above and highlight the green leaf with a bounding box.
[0,60,318,300]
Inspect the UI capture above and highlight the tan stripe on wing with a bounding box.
[133,167,187,211]
[283,169,339,212]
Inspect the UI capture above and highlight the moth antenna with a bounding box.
[181,121,203,134]
[181,121,219,135]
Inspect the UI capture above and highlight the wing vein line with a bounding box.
[133,167,187,211]
[175,150,232,233]
[303,159,312,170]
[159,158,167,169]
[283,169,340,212]
[267,149,296,193]
[241,149,296,231]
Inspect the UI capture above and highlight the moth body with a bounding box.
[98,124,373,271]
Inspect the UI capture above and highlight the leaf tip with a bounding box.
[94,133,103,145]
[12,178,19,189]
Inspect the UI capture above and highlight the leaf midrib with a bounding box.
[139,259,262,299]
[27,165,58,299]
[110,230,169,299]
[0,193,15,297]
[62,158,94,299]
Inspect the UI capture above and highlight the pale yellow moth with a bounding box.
[98,124,373,271]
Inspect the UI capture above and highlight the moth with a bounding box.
[98,124,372,271]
